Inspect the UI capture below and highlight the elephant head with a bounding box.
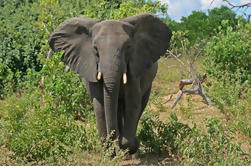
[49,14,172,153]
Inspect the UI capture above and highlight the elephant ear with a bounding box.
[49,17,100,82]
[121,14,172,78]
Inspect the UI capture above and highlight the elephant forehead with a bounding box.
[93,20,134,35]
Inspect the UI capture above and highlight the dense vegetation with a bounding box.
[0,0,250,165]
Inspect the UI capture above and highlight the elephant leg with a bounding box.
[117,99,124,136]
[119,79,141,154]
[84,81,107,143]
[93,97,107,142]
[137,86,152,124]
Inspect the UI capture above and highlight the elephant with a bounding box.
[48,13,172,154]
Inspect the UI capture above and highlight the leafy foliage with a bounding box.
[203,20,250,139]
[0,2,43,95]
[0,0,165,95]
[169,6,238,45]
[204,20,251,83]
[179,118,250,165]
[0,54,99,162]
[0,0,250,165]
[0,0,167,163]
[139,108,250,165]
[138,109,249,165]
[138,112,191,153]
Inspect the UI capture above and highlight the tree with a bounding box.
[180,11,208,43]
[207,6,237,33]
[168,6,238,48]
[211,0,251,21]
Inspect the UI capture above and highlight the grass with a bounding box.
[0,56,250,165]
[151,56,250,156]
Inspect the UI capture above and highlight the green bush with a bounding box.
[0,0,168,163]
[138,112,191,153]
[204,76,251,138]
[204,20,251,83]
[178,118,249,165]
[203,20,250,138]
[0,0,166,95]
[169,6,238,46]
[0,2,42,95]
[138,110,249,165]
[0,54,98,162]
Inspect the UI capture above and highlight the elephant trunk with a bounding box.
[103,73,121,140]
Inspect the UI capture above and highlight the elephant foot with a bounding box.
[119,136,139,154]
[101,139,119,159]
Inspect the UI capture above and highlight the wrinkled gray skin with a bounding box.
[49,14,172,154]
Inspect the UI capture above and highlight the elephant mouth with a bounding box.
[97,72,127,84]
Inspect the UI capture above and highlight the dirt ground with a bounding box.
[121,153,178,166]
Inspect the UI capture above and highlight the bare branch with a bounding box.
[162,95,173,104]
[171,74,212,108]
[222,0,251,9]
[171,91,184,108]
[166,50,186,67]
[210,0,216,6]
[179,79,194,90]
[210,0,251,21]
[42,21,50,35]
[248,14,251,21]
[211,0,251,9]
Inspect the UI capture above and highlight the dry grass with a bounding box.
[150,56,250,154]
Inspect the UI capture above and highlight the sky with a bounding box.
[159,0,251,21]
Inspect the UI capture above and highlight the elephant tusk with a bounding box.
[123,73,127,84]
[97,72,102,80]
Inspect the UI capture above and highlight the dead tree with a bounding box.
[215,0,251,9]
[211,0,251,21]
[171,74,212,108]
[166,42,212,108]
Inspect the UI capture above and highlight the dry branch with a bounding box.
[171,74,212,108]
[211,0,251,8]
[211,0,251,21]
[223,0,251,9]
[162,94,173,104]
[42,21,50,35]
[166,50,186,67]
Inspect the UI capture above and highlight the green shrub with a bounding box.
[203,21,250,136]
[0,2,43,95]
[168,6,238,46]
[204,20,251,83]
[138,112,191,153]
[204,75,250,138]
[138,110,249,165]
[0,0,167,96]
[206,75,243,110]
[179,118,250,165]
[0,54,98,162]
[0,0,169,163]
